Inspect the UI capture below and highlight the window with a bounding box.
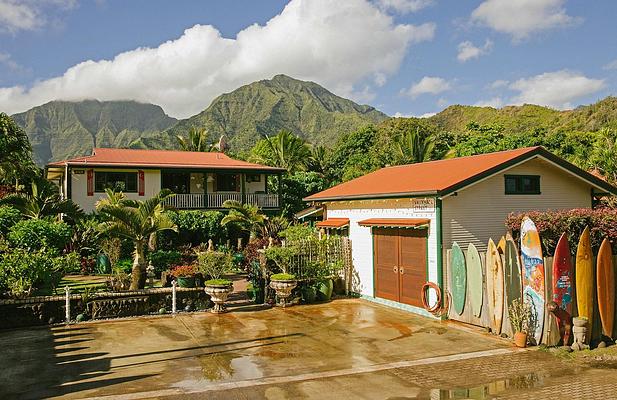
[95,172,137,193]
[161,172,190,194]
[246,173,261,183]
[216,173,239,192]
[504,175,540,195]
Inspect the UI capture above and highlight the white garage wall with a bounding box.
[326,198,439,301]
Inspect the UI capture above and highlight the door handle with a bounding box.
[400,268,405,275]
[393,266,398,273]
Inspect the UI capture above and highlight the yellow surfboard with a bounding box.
[576,227,593,326]
[497,236,506,255]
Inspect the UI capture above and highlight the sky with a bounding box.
[0,0,616,119]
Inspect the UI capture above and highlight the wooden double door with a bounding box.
[373,228,427,307]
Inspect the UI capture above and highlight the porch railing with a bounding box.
[164,193,279,209]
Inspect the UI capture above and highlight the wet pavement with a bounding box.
[0,299,612,399]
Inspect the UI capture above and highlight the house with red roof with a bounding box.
[304,146,617,316]
[46,148,285,213]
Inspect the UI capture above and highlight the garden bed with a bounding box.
[0,287,210,330]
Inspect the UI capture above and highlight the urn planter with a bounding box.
[513,331,527,348]
[270,276,297,308]
[204,282,233,313]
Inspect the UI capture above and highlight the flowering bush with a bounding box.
[505,208,617,255]
[170,264,197,278]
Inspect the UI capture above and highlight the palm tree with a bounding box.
[394,128,435,165]
[250,130,311,173]
[97,189,177,290]
[307,145,328,175]
[177,127,215,152]
[221,200,265,239]
[0,177,83,221]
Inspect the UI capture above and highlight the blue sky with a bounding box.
[0,0,616,119]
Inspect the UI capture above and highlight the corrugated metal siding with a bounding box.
[326,198,438,299]
[442,157,592,253]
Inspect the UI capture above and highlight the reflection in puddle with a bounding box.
[430,373,543,399]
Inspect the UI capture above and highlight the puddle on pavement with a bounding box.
[428,372,543,399]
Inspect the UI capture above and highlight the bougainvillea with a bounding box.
[505,208,617,255]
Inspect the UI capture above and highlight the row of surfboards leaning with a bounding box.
[449,216,614,346]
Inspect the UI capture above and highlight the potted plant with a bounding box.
[265,246,298,307]
[198,250,233,313]
[508,298,531,348]
[171,265,197,288]
[314,260,342,301]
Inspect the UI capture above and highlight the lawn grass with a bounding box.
[34,275,108,296]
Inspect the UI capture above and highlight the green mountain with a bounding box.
[169,74,388,150]
[12,100,178,165]
[428,96,617,135]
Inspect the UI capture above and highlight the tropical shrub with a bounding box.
[170,264,197,278]
[159,210,227,249]
[197,250,232,282]
[264,246,296,275]
[115,258,134,274]
[279,224,315,241]
[7,219,71,253]
[0,205,20,236]
[0,247,74,298]
[148,250,182,276]
[505,208,617,254]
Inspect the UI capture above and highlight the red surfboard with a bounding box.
[552,233,573,314]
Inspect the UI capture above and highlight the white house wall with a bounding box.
[441,157,593,253]
[326,198,438,299]
[71,168,161,213]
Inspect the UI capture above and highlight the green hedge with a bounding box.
[8,219,72,254]
[0,206,20,236]
[148,250,182,276]
[505,208,617,255]
[158,210,228,249]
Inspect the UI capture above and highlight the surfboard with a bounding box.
[504,234,522,310]
[520,216,545,345]
[467,243,483,318]
[597,238,615,339]
[497,236,506,254]
[552,233,573,314]
[486,238,505,334]
[450,242,467,315]
[576,226,593,328]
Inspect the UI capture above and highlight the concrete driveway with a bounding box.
[0,299,513,399]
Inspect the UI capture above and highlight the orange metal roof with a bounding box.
[305,146,617,201]
[358,218,430,227]
[316,218,349,228]
[47,148,285,171]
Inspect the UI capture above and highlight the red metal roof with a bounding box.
[357,218,430,227]
[47,148,284,171]
[305,146,617,201]
[316,218,349,228]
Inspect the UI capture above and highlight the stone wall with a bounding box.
[0,287,210,330]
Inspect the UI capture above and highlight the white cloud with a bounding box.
[457,39,493,62]
[377,0,433,14]
[0,0,76,34]
[393,111,435,118]
[405,76,451,98]
[471,0,580,41]
[474,97,504,108]
[489,79,508,89]
[603,59,617,71]
[0,0,436,118]
[436,97,448,107]
[509,70,605,109]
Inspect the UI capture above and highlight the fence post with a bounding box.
[65,286,71,324]
[172,280,177,314]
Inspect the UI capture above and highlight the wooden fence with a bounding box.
[284,236,353,294]
[444,248,617,345]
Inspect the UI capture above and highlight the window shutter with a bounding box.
[138,170,145,196]
[87,169,94,196]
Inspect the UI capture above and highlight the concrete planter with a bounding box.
[270,279,297,308]
[204,284,233,313]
